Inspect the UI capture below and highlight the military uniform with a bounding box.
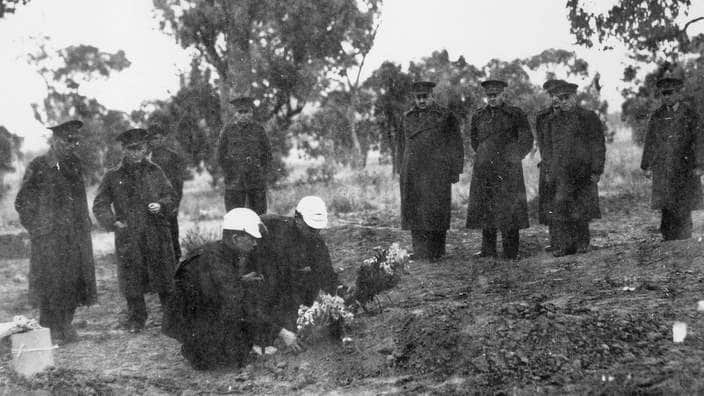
[465,84,533,259]
[398,82,464,260]
[217,97,272,214]
[150,144,185,260]
[15,120,97,341]
[163,240,279,369]
[543,87,605,254]
[536,79,564,250]
[253,214,339,334]
[93,129,177,329]
[641,78,704,240]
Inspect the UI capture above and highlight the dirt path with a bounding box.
[2,194,704,394]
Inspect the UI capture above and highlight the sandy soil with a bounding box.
[2,193,704,394]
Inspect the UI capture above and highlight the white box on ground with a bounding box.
[10,327,56,377]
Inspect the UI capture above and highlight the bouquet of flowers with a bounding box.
[296,292,355,341]
[351,242,410,309]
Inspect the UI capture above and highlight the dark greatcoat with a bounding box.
[398,103,464,231]
[536,106,556,225]
[150,146,185,258]
[217,121,272,191]
[466,103,533,230]
[163,241,278,369]
[92,159,176,298]
[15,153,97,310]
[253,214,339,332]
[641,102,704,212]
[544,106,605,222]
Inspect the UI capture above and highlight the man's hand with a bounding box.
[279,328,302,352]
[643,170,652,179]
[114,221,127,230]
[590,173,601,183]
[241,271,264,283]
[147,202,161,213]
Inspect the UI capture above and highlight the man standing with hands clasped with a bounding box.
[93,128,177,333]
[543,81,605,257]
[641,76,704,241]
[398,81,464,261]
[465,80,533,260]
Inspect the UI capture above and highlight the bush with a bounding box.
[180,223,220,256]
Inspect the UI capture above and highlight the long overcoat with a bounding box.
[641,102,704,212]
[217,121,272,191]
[398,103,464,231]
[544,107,605,222]
[93,159,176,298]
[15,153,97,310]
[151,146,185,258]
[163,241,276,369]
[254,214,339,331]
[466,104,533,230]
[536,106,556,225]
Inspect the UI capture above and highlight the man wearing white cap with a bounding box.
[163,208,300,370]
[253,196,340,344]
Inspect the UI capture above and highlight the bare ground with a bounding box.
[2,193,704,394]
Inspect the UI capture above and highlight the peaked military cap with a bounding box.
[146,124,169,138]
[542,79,565,94]
[552,81,578,95]
[655,77,683,91]
[480,80,508,94]
[48,120,83,140]
[411,81,436,93]
[116,128,148,146]
[229,96,255,108]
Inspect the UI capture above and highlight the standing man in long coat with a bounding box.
[15,120,97,344]
[93,128,177,333]
[544,82,606,257]
[641,76,704,240]
[466,80,533,259]
[217,96,272,214]
[147,124,186,260]
[398,81,464,261]
[536,79,565,252]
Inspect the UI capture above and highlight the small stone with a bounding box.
[276,361,288,369]
[100,374,117,383]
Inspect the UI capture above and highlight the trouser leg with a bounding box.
[661,208,692,240]
[501,229,520,259]
[428,231,446,260]
[224,189,247,211]
[481,228,498,256]
[575,221,590,251]
[411,230,431,259]
[126,295,148,326]
[553,221,577,254]
[169,215,181,261]
[39,305,59,332]
[547,225,555,249]
[247,189,268,215]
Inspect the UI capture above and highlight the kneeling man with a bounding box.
[163,208,300,370]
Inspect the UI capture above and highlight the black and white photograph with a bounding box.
[1,0,704,393]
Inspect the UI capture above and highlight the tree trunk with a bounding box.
[347,91,364,169]
[220,1,255,125]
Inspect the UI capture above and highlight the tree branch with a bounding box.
[683,16,704,33]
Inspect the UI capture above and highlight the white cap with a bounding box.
[295,196,328,229]
[222,208,262,238]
